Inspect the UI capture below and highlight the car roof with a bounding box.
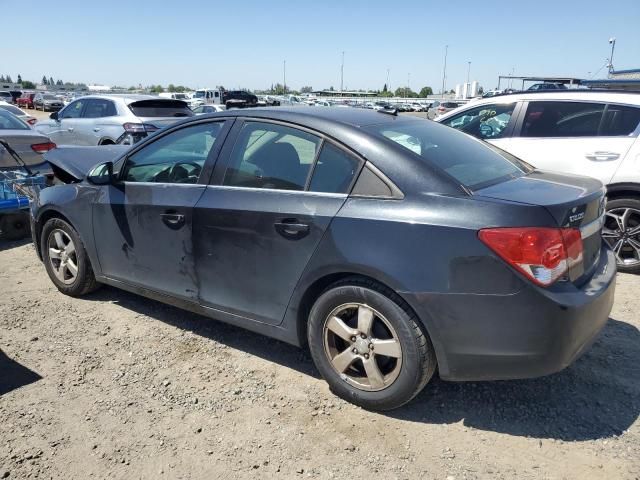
[463,90,640,106]
[217,106,419,128]
[70,94,165,104]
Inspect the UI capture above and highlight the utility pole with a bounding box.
[608,37,616,73]
[441,45,448,96]
[340,51,344,93]
[407,72,410,98]
[283,60,286,94]
[467,61,471,84]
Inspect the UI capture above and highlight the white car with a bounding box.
[191,104,226,114]
[437,90,640,273]
[0,101,37,126]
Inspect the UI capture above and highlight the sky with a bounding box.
[4,0,640,93]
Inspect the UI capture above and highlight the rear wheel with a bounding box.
[308,278,436,410]
[603,198,640,274]
[0,213,30,240]
[41,218,101,296]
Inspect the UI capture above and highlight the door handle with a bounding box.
[585,151,620,161]
[67,127,74,132]
[161,212,186,229]
[274,219,309,239]
[93,127,100,132]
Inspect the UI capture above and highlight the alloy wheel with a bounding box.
[47,229,78,285]
[323,303,403,392]
[603,207,640,267]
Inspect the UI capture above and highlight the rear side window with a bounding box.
[128,100,193,118]
[365,120,531,190]
[521,101,604,137]
[83,99,117,118]
[441,103,516,140]
[601,104,640,136]
[309,143,360,193]
[0,104,24,116]
[0,110,28,130]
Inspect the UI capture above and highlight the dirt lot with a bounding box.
[1,240,639,480]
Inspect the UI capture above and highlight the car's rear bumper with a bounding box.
[404,246,616,381]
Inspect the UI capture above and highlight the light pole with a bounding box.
[608,37,616,73]
[283,60,286,95]
[407,73,410,98]
[386,68,390,92]
[467,61,471,84]
[441,45,448,96]
[340,51,344,93]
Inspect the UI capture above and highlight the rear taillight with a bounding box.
[31,141,56,153]
[27,118,37,125]
[122,122,159,133]
[438,106,446,112]
[479,227,583,287]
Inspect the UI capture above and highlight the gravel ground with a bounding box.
[1,238,639,480]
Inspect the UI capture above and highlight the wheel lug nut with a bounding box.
[352,348,358,354]
[369,344,374,350]
[350,336,356,342]
[360,334,366,339]
[364,353,370,359]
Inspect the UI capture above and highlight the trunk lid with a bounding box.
[0,131,52,171]
[127,99,193,129]
[475,170,606,283]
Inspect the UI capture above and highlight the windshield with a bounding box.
[0,110,29,130]
[128,100,194,118]
[194,91,205,98]
[173,93,187,99]
[365,120,532,190]
[43,95,57,100]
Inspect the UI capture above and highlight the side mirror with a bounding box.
[50,111,59,121]
[86,161,114,185]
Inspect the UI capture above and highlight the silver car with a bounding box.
[0,109,54,173]
[427,101,460,120]
[35,94,194,146]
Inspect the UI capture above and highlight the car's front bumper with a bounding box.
[404,246,616,381]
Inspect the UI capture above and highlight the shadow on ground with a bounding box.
[0,237,30,253]
[87,287,639,441]
[0,349,42,396]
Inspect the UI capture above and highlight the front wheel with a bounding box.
[307,279,436,410]
[41,218,101,296]
[603,198,640,274]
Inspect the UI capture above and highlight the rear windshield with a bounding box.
[0,110,29,130]
[365,120,532,190]
[128,100,194,118]
[42,95,57,100]
[0,105,24,116]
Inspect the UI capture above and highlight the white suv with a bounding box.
[437,90,640,273]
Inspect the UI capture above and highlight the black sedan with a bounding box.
[32,107,615,410]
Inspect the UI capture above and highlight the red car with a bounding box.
[17,93,36,109]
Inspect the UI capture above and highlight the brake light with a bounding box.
[31,141,56,153]
[122,122,159,133]
[438,106,446,112]
[27,118,37,125]
[478,227,583,286]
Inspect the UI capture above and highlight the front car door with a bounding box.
[439,101,519,152]
[54,99,87,145]
[193,119,362,325]
[92,119,232,299]
[506,100,639,184]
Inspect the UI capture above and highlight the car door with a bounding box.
[52,99,87,145]
[506,100,639,184]
[439,101,519,151]
[193,119,362,325]
[92,119,232,299]
[82,98,118,145]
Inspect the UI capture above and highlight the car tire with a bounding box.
[307,278,436,411]
[0,213,30,240]
[604,198,640,274]
[41,218,101,296]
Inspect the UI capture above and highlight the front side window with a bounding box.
[123,122,223,184]
[192,106,203,114]
[222,122,321,191]
[60,100,85,119]
[601,104,640,136]
[442,103,516,139]
[521,101,605,137]
[83,99,117,118]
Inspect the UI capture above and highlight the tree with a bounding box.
[148,85,164,94]
[49,77,55,86]
[5,75,12,83]
[42,75,48,85]
[448,89,455,94]
[395,87,416,98]
[56,79,63,86]
[128,86,137,91]
[17,74,22,84]
[419,86,433,97]
[300,86,313,93]
[167,84,176,92]
[0,75,5,82]
[478,86,484,95]
[22,80,36,89]
[271,83,286,95]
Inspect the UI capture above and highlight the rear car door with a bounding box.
[81,98,118,145]
[439,102,519,151]
[92,119,232,299]
[506,101,639,184]
[193,119,362,325]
